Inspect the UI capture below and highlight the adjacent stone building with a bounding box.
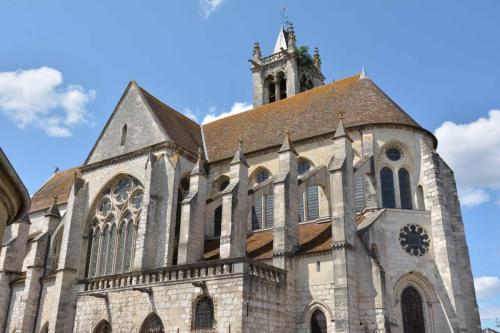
[0,24,481,333]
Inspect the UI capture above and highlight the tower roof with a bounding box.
[273,26,289,54]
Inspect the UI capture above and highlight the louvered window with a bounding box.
[251,199,262,230]
[307,186,320,220]
[251,194,274,230]
[264,194,274,228]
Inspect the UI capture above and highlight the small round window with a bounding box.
[386,147,402,161]
[255,169,270,184]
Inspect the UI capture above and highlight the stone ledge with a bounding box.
[79,257,286,294]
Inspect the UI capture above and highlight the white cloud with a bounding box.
[475,276,500,300]
[435,110,500,189]
[435,110,500,207]
[479,305,500,320]
[202,101,252,124]
[183,108,198,122]
[0,67,95,137]
[199,0,226,19]
[460,188,490,207]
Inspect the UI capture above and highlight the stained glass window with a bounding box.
[401,286,425,333]
[298,159,311,176]
[85,176,142,278]
[115,222,126,273]
[399,224,430,256]
[380,167,396,208]
[194,297,214,329]
[386,147,402,161]
[255,169,270,184]
[399,168,413,209]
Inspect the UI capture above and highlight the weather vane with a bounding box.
[281,6,289,28]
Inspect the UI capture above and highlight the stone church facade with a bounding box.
[0,24,481,333]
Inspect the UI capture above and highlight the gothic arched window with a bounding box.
[310,309,327,333]
[194,296,214,329]
[399,168,413,210]
[85,175,143,278]
[401,286,426,333]
[120,124,127,146]
[277,72,287,100]
[417,185,425,210]
[93,320,112,333]
[265,75,276,103]
[140,313,164,333]
[380,167,396,209]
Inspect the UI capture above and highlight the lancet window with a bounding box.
[193,296,215,329]
[86,175,143,277]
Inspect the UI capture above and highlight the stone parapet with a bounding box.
[81,257,286,293]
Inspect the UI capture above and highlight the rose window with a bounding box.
[399,224,430,256]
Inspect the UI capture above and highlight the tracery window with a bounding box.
[140,313,164,333]
[194,296,215,329]
[398,168,413,209]
[380,167,396,209]
[310,309,327,333]
[86,175,143,277]
[255,169,270,184]
[401,286,426,333]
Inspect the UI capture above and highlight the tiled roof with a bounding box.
[29,167,79,213]
[29,74,435,212]
[202,75,434,162]
[203,221,332,261]
[139,87,203,157]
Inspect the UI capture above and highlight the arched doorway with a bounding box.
[401,286,426,333]
[93,320,111,333]
[140,313,165,333]
[310,309,327,333]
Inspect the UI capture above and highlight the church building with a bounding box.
[0,23,481,333]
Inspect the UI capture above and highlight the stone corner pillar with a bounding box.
[272,132,299,269]
[177,151,208,265]
[220,141,248,259]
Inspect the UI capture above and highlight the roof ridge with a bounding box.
[203,73,361,128]
[138,86,201,128]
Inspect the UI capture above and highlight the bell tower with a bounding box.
[250,23,325,107]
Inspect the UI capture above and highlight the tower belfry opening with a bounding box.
[250,22,325,107]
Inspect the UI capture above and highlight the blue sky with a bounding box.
[1,0,500,328]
